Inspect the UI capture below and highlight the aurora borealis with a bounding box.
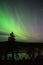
[0,0,43,42]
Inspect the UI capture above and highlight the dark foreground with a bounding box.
[0,41,43,65]
[0,58,43,65]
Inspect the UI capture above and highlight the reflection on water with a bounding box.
[1,48,43,60]
[1,52,31,60]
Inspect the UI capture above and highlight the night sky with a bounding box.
[0,0,43,42]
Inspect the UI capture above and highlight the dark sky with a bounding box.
[0,0,43,42]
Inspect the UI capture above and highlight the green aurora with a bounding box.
[0,1,42,42]
[0,4,28,41]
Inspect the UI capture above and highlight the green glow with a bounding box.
[0,4,28,41]
[0,4,39,42]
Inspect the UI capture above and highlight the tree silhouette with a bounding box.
[5,32,16,61]
[8,32,15,42]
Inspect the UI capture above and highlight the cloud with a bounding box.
[0,32,9,35]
